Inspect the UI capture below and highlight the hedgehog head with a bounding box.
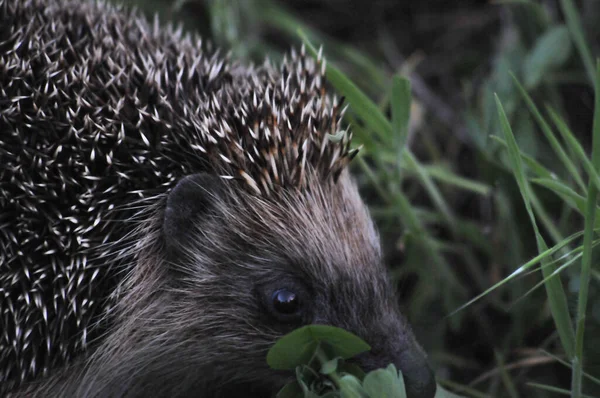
[155,170,437,398]
[79,168,436,398]
[137,47,436,398]
[86,162,436,397]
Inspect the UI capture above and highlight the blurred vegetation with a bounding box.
[114,0,600,396]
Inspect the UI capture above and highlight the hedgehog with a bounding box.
[0,0,436,397]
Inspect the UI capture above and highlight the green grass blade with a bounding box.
[523,25,572,89]
[421,165,492,196]
[559,0,597,86]
[493,136,576,245]
[379,153,493,195]
[540,350,600,386]
[448,231,583,318]
[511,74,587,192]
[572,62,600,398]
[403,151,458,235]
[355,155,394,205]
[261,1,387,91]
[531,178,600,225]
[512,248,583,307]
[344,113,380,152]
[357,156,465,300]
[494,351,519,398]
[438,380,490,398]
[530,188,566,245]
[391,75,411,170]
[495,94,576,358]
[547,106,600,194]
[531,178,585,210]
[528,382,597,398]
[491,136,554,180]
[300,32,459,236]
[299,30,392,141]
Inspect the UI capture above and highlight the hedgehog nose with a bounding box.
[394,346,437,398]
[357,345,436,398]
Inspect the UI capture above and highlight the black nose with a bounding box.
[395,346,437,398]
[357,345,436,398]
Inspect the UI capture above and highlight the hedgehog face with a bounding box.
[159,170,436,398]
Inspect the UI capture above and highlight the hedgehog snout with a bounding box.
[392,345,436,398]
[350,311,436,398]
[356,342,436,398]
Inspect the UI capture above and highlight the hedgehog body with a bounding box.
[0,1,435,397]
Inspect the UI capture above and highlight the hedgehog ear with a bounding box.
[163,173,227,252]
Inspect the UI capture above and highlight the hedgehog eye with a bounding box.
[271,289,300,316]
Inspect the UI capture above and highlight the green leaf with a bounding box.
[338,363,367,381]
[267,326,371,370]
[268,340,319,371]
[320,357,341,375]
[339,374,367,398]
[276,381,304,398]
[362,364,407,398]
[524,25,572,89]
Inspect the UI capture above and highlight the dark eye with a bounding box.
[272,289,300,315]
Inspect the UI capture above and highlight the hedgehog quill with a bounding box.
[0,0,436,397]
